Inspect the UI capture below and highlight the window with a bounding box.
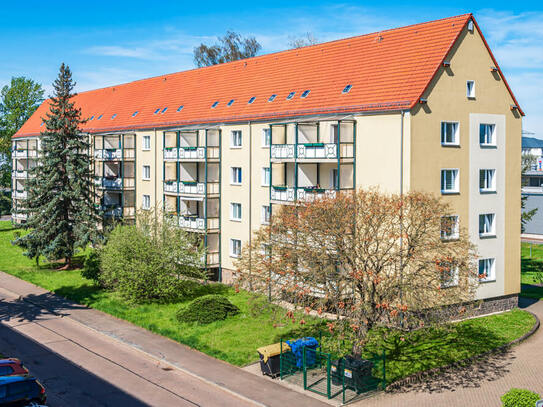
[301,90,310,98]
[142,195,151,210]
[479,213,496,237]
[230,239,242,258]
[111,114,117,119]
[231,167,242,184]
[286,92,295,100]
[177,105,184,112]
[90,115,95,120]
[342,84,352,93]
[161,107,168,114]
[0,366,13,376]
[439,261,459,287]
[248,97,256,104]
[262,205,271,224]
[480,169,496,192]
[441,122,459,145]
[142,165,151,180]
[154,108,160,114]
[466,80,475,98]
[331,169,339,189]
[231,130,242,147]
[97,115,103,120]
[230,203,242,221]
[268,94,277,102]
[142,135,151,150]
[262,128,271,147]
[331,124,339,143]
[441,169,459,194]
[262,167,270,186]
[211,101,219,108]
[441,215,459,240]
[132,111,138,117]
[478,258,495,281]
[7,382,30,396]
[227,99,235,106]
[480,124,496,146]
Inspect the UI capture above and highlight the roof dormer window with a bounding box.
[268,94,277,102]
[161,107,168,114]
[97,115,103,120]
[342,84,352,93]
[248,97,256,104]
[301,90,310,98]
[177,105,184,112]
[227,99,235,106]
[211,101,219,108]
[132,111,138,117]
[154,108,160,114]
[90,116,95,120]
[286,92,295,100]
[111,114,117,119]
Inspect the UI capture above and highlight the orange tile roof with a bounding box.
[14,14,522,138]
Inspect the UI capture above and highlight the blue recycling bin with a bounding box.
[286,337,319,368]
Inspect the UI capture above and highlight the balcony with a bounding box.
[94,149,122,160]
[271,143,339,161]
[164,146,220,161]
[163,181,219,196]
[95,177,135,189]
[178,215,206,231]
[12,170,27,178]
[12,213,27,220]
[271,186,337,203]
[13,190,27,199]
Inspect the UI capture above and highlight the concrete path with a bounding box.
[354,297,543,407]
[0,272,328,407]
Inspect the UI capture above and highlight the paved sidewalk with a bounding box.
[353,297,542,407]
[0,271,327,407]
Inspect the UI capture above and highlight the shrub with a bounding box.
[98,210,207,303]
[177,295,240,324]
[81,249,101,283]
[501,388,541,407]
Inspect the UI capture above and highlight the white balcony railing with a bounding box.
[179,147,206,160]
[102,178,123,189]
[164,181,178,194]
[13,150,28,158]
[178,216,206,231]
[271,144,295,159]
[296,188,336,202]
[179,182,205,195]
[12,170,27,178]
[297,143,337,159]
[95,149,122,160]
[13,213,27,220]
[271,186,295,202]
[13,190,27,199]
[164,148,178,160]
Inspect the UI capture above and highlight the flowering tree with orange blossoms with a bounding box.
[235,189,479,353]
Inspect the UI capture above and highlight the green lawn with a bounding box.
[0,221,537,383]
[521,242,543,300]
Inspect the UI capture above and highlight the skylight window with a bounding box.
[286,92,295,100]
[132,111,138,117]
[248,97,256,104]
[90,115,95,120]
[211,101,219,108]
[268,94,276,102]
[301,90,310,98]
[161,107,168,114]
[227,99,235,106]
[177,105,184,112]
[111,114,117,119]
[154,108,160,114]
[97,115,103,120]
[342,84,352,93]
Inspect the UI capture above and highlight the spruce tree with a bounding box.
[16,63,100,267]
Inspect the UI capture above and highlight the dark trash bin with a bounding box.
[343,355,374,392]
[257,342,291,378]
[286,337,319,368]
[331,358,344,386]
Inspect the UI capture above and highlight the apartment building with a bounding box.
[12,14,522,307]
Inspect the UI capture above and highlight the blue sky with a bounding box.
[2,1,542,134]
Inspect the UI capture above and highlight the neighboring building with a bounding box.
[522,136,543,235]
[12,14,523,308]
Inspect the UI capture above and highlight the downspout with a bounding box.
[248,121,253,286]
[399,110,405,317]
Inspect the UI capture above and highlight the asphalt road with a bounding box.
[0,287,256,407]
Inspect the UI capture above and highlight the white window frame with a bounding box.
[479,213,496,237]
[478,258,495,282]
[142,135,151,150]
[231,130,242,148]
[467,80,475,98]
[441,215,459,240]
[479,123,496,147]
[142,194,151,210]
[261,205,271,225]
[262,167,270,186]
[440,263,459,288]
[231,167,242,185]
[479,169,496,193]
[441,169,459,194]
[262,128,271,147]
[230,202,242,222]
[142,165,151,180]
[440,122,459,146]
[230,239,242,258]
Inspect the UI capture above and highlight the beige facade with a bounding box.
[11,20,521,300]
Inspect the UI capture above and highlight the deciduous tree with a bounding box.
[193,31,261,67]
[236,189,478,353]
